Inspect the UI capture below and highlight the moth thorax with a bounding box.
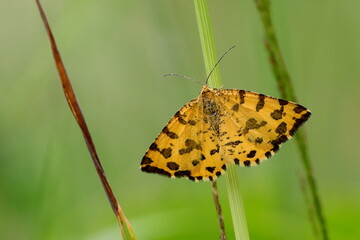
[203,99,219,116]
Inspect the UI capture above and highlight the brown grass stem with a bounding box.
[35,1,136,239]
[212,181,227,240]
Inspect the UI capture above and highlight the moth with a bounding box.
[140,84,311,181]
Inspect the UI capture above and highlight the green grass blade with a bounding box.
[225,165,250,240]
[194,0,221,88]
[194,1,250,239]
[253,1,329,239]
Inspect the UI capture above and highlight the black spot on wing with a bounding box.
[270,106,284,120]
[179,139,202,155]
[188,120,197,125]
[224,140,242,147]
[293,105,307,114]
[141,165,171,178]
[256,94,265,111]
[188,176,196,181]
[179,148,190,155]
[271,135,288,148]
[279,99,288,105]
[206,167,215,173]
[167,162,179,170]
[232,103,240,112]
[174,170,191,178]
[210,144,220,155]
[174,111,187,125]
[174,111,182,118]
[272,144,280,153]
[244,160,251,167]
[178,117,187,125]
[162,126,179,139]
[247,150,256,158]
[186,139,201,149]
[192,160,200,166]
[289,112,311,136]
[141,156,153,165]
[160,148,172,158]
[239,90,245,104]
[210,149,218,155]
[149,143,160,151]
[246,118,267,129]
[244,118,267,134]
[275,122,287,135]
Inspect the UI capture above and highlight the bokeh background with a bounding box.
[1,0,359,239]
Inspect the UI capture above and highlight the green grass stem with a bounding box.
[254,1,329,239]
[225,165,250,240]
[194,1,250,239]
[194,0,222,88]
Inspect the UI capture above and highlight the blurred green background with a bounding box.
[1,0,359,239]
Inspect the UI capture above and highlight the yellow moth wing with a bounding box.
[215,89,311,166]
[141,96,226,181]
[141,86,311,181]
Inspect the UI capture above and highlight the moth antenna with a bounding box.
[206,45,236,86]
[163,73,202,86]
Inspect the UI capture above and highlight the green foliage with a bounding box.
[1,1,359,240]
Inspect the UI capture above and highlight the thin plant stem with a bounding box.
[194,0,222,88]
[298,169,320,239]
[194,0,250,239]
[225,165,250,240]
[212,181,226,240]
[253,1,328,239]
[35,1,136,239]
